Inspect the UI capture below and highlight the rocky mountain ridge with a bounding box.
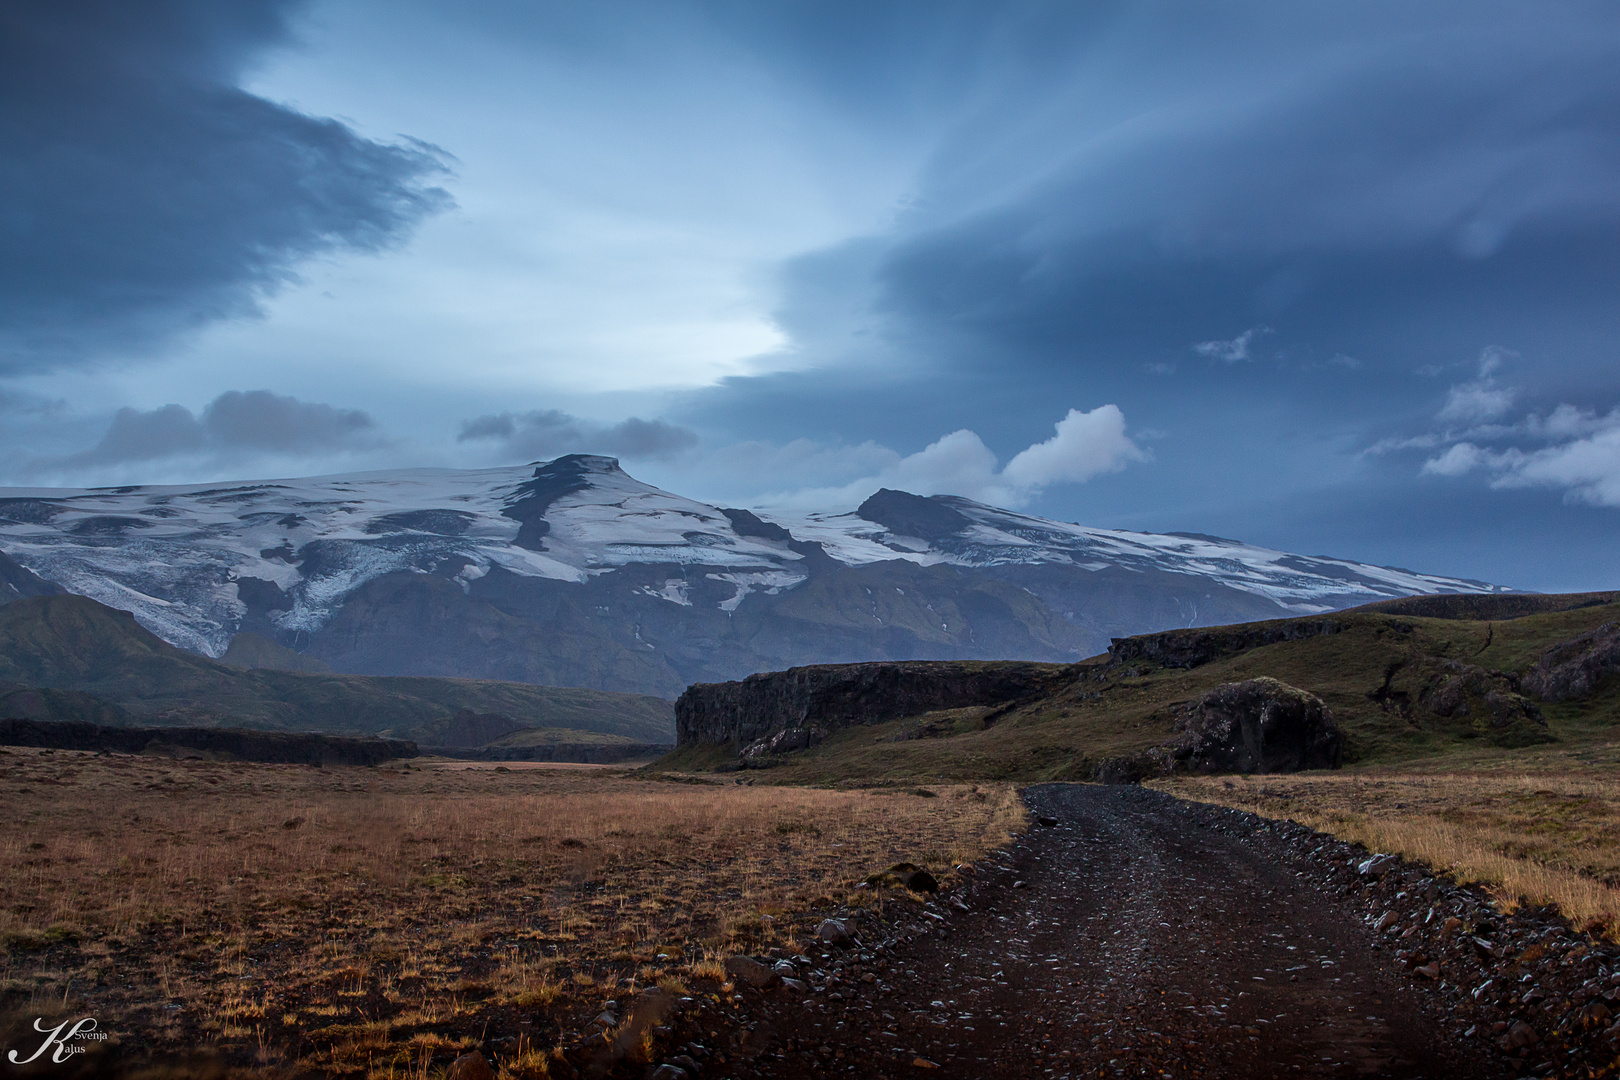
[0,455,1512,696]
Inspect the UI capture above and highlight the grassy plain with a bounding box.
[0,748,1022,1077]
[1159,746,1620,939]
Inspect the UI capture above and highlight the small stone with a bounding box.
[724,956,781,989]
[1037,815,1060,828]
[1374,911,1399,931]
[1579,1001,1611,1027]
[861,972,877,984]
[1442,916,1463,935]
[1012,880,1027,890]
[446,1052,496,1080]
[1497,1020,1539,1052]
[1414,962,1441,980]
[651,1066,689,1080]
[817,919,854,948]
[902,868,939,893]
[781,977,808,992]
[1358,854,1398,878]
[912,1058,940,1069]
[668,1053,702,1075]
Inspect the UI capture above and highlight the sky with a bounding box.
[2,0,1619,591]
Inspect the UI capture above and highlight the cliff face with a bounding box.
[1107,619,1347,670]
[674,660,1065,755]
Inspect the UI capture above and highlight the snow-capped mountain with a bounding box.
[0,455,1510,696]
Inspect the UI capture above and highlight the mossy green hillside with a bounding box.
[681,596,1620,785]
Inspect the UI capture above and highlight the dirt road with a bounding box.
[709,784,1509,1079]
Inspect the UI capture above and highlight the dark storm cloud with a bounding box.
[53,390,377,468]
[0,0,452,370]
[457,410,699,462]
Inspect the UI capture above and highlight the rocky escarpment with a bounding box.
[0,718,416,766]
[1098,677,1342,782]
[1522,621,1620,701]
[1107,619,1347,670]
[674,660,1066,759]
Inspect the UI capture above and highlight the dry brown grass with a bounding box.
[1159,769,1620,940]
[0,748,1023,1077]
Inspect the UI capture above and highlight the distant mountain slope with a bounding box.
[0,455,1512,696]
[0,594,673,743]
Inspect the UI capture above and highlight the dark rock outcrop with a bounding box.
[1521,621,1620,702]
[1420,660,1549,745]
[1107,620,1347,671]
[854,489,973,540]
[1098,677,1342,781]
[0,718,416,765]
[675,660,1065,757]
[1170,677,1343,773]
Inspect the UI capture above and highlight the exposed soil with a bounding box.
[682,785,1518,1079]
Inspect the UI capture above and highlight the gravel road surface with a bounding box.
[710,784,1509,1079]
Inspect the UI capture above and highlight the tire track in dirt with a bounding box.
[706,784,1509,1079]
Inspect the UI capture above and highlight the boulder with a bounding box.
[900,867,938,894]
[1169,678,1342,773]
[815,919,853,948]
[1521,622,1620,702]
[1420,660,1549,745]
[723,955,781,989]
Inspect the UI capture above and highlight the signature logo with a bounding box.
[7,1017,106,1064]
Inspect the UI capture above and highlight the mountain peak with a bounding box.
[855,488,973,541]
[503,455,624,549]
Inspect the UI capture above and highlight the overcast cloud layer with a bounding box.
[1,1,1618,590]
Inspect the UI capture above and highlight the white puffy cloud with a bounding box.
[1002,406,1145,490]
[1418,408,1620,507]
[1490,419,1620,507]
[689,405,1145,510]
[1420,442,1490,477]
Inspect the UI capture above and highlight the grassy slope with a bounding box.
[0,594,674,743]
[727,597,1620,785]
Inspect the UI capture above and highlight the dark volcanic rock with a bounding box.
[1107,620,1347,670]
[0,718,416,766]
[1098,677,1342,781]
[1521,621,1620,702]
[854,489,973,540]
[1421,660,1550,745]
[1170,677,1343,773]
[501,455,614,551]
[721,507,793,542]
[675,660,1064,753]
